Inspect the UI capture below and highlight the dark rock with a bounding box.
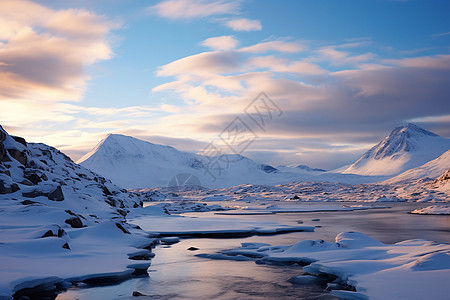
[25,173,42,185]
[19,179,34,186]
[62,243,71,250]
[21,199,40,205]
[133,202,140,208]
[0,128,6,142]
[291,195,300,200]
[10,183,20,193]
[57,228,66,237]
[7,149,27,166]
[128,252,154,260]
[115,222,130,234]
[11,136,27,147]
[65,217,84,228]
[105,197,116,207]
[65,209,77,216]
[0,167,11,177]
[42,230,56,238]
[117,209,127,217]
[102,186,112,196]
[48,186,64,201]
[22,190,46,198]
[0,182,19,194]
[187,247,199,251]
[0,142,6,161]
[132,291,147,297]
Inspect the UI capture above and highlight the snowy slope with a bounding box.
[384,149,450,184]
[0,126,154,298]
[78,134,286,189]
[343,123,450,176]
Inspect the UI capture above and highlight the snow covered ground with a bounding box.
[410,205,450,215]
[129,204,315,237]
[1,124,449,299]
[197,231,450,300]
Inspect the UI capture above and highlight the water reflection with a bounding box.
[58,202,450,299]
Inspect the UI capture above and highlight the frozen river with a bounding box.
[57,202,450,299]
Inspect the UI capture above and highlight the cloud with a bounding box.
[156,51,243,77]
[240,40,306,53]
[317,47,375,65]
[201,35,239,51]
[249,55,326,75]
[151,0,239,19]
[152,43,450,168]
[225,18,262,31]
[0,0,118,102]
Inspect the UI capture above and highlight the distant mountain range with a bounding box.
[77,123,450,189]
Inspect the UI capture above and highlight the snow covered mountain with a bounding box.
[78,134,284,189]
[384,149,450,184]
[278,164,326,173]
[343,123,450,176]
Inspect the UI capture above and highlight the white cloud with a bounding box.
[151,0,239,19]
[0,0,119,102]
[317,47,375,65]
[225,18,262,31]
[201,35,239,51]
[240,40,305,53]
[249,55,326,75]
[156,51,243,77]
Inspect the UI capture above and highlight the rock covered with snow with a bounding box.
[0,126,152,299]
[427,168,450,192]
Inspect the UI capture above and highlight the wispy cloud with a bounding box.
[224,18,262,31]
[150,0,239,19]
[240,40,306,53]
[432,31,450,38]
[201,35,239,51]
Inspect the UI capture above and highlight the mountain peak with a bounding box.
[390,123,437,138]
[343,124,450,176]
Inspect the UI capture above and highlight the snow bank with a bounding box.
[197,232,450,300]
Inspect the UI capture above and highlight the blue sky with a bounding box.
[1,0,449,169]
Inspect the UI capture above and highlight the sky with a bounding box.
[0,0,449,170]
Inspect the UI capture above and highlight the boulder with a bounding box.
[48,186,64,201]
[7,149,27,166]
[65,216,84,228]
[0,181,20,194]
[11,136,27,147]
[25,173,42,185]
[22,190,46,198]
